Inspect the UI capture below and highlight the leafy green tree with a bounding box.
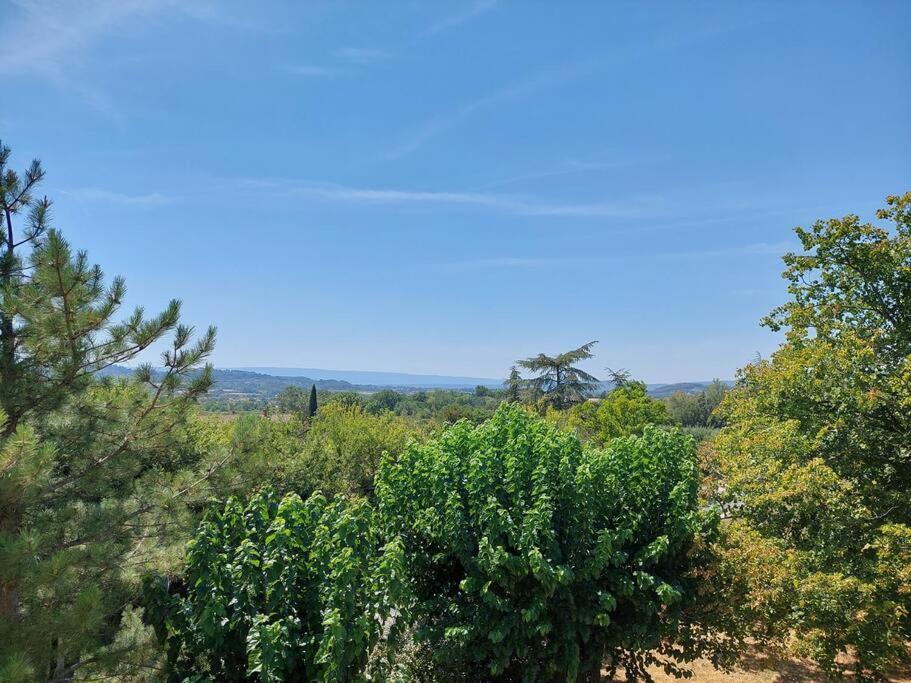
[708,192,911,679]
[144,490,404,682]
[0,143,216,679]
[504,366,523,403]
[701,380,727,426]
[376,404,721,681]
[437,402,487,425]
[663,381,727,429]
[562,380,670,447]
[274,386,308,414]
[308,383,318,417]
[285,402,418,498]
[365,389,403,414]
[517,341,600,409]
[324,391,365,409]
[663,391,705,427]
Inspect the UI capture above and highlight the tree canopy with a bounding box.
[562,380,671,447]
[708,192,911,679]
[376,403,721,681]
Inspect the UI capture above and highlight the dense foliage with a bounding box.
[707,192,911,679]
[661,380,727,429]
[145,490,403,682]
[376,404,721,681]
[274,386,311,416]
[557,380,671,447]
[286,401,419,498]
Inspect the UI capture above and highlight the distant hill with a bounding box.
[100,366,732,401]
[234,367,503,389]
[99,366,357,399]
[644,381,735,398]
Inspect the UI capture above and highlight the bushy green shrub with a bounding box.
[376,404,720,681]
[286,401,419,498]
[144,490,403,682]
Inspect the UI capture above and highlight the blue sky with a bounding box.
[1,1,909,382]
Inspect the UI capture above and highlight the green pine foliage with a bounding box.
[375,403,722,681]
[0,143,216,680]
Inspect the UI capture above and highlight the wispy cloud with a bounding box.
[62,187,173,206]
[286,64,348,78]
[236,178,656,219]
[443,242,795,271]
[428,0,498,34]
[0,0,154,76]
[444,257,585,271]
[286,47,389,79]
[382,60,598,160]
[332,47,391,64]
[0,0,263,120]
[479,157,664,190]
[389,16,756,161]
[0,0,165,121]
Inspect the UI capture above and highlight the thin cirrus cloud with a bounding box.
[61,187,173,206]
[236,178,805,228]
[443,241,797,272]
[478,157,666,190]
[387,16,758,161]
[0,0,273,120]
[236,178,659,219]
[381,60,600,160]
[332,47,391,63]
[287,47,390,78]
[427,0,499,35]
[286,64,349,78]
[0,0,159,121]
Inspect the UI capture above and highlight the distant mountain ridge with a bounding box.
[99,366,357,396]
[100,366,732,400]
[643,381,734,398]
[234,366,503,389]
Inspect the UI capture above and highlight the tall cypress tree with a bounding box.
[308,383,318,417]
[504,365,523,403]
[0,143,216,681]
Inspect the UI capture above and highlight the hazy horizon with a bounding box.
[231,365,731,386]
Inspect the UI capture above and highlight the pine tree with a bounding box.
[517,341,600,409]
[308,383,318,417]
[0,143,216,681]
